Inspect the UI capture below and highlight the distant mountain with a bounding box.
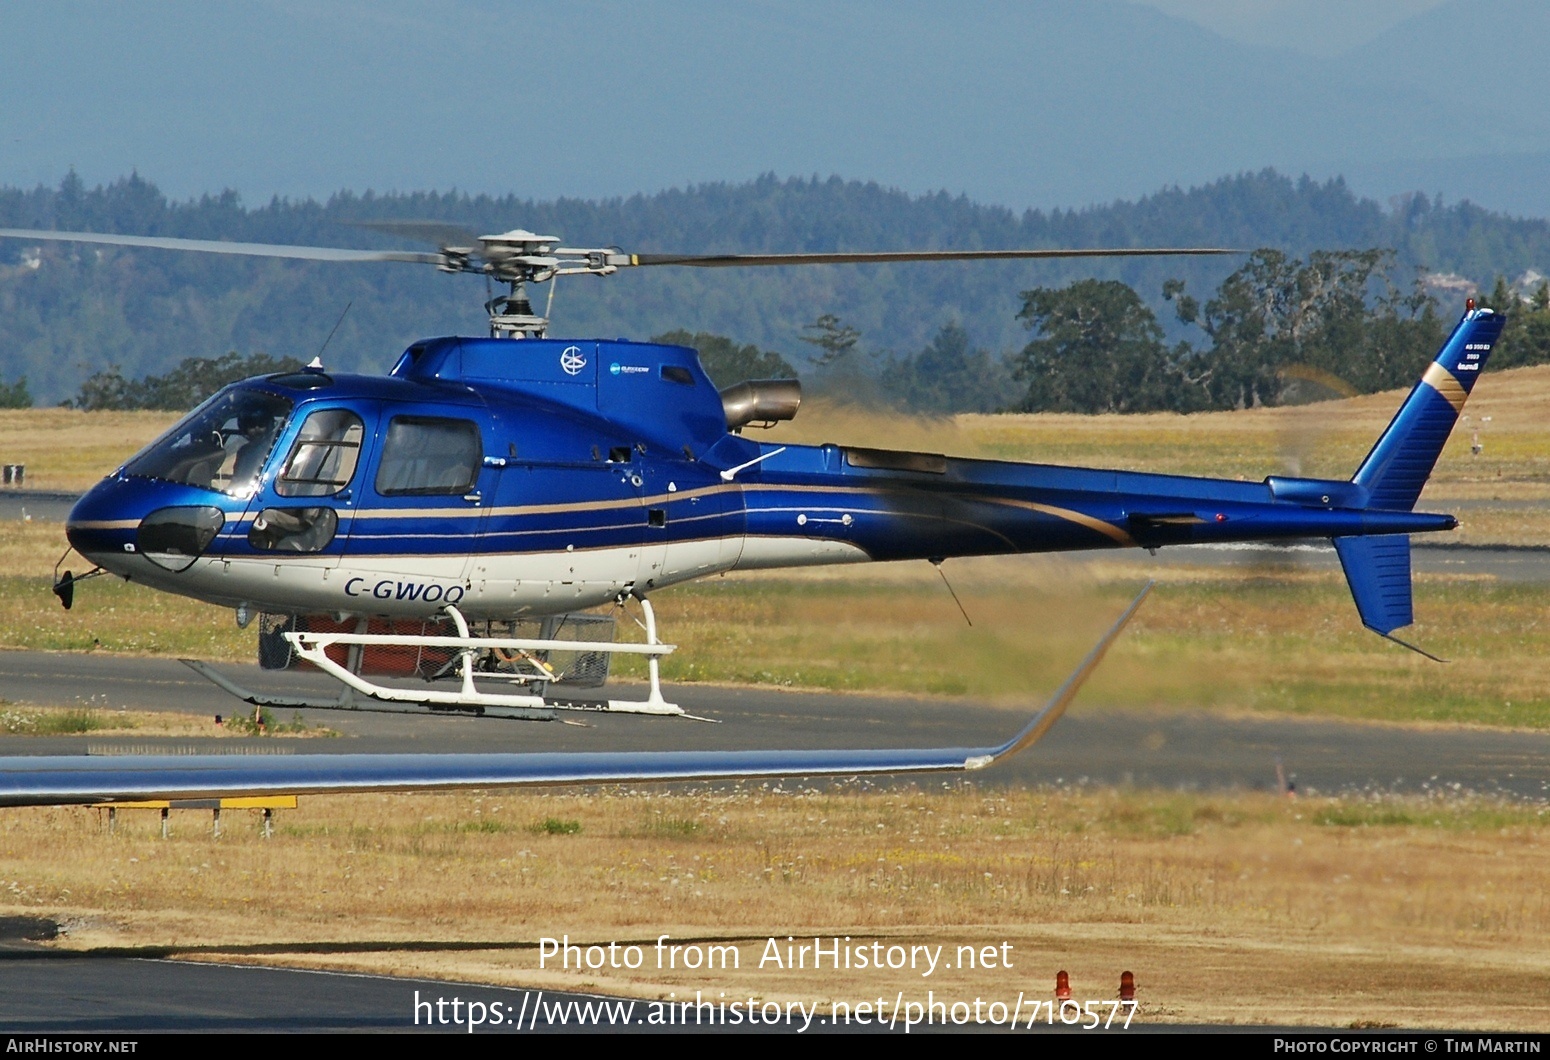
[1344,0,1550,105]
[1135,0,1448,58]
[1319,0,1550,216]
[3,169,1549,403]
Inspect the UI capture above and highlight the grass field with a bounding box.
[6,785,1544,1029]
[0,704,328,738]
[0,408,172,494]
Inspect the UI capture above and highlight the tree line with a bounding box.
[6,168,1550,404]
[61,353,303,411]
[1011,248,1550,413]
[37,247,1550,416]
[790,248,1550,416]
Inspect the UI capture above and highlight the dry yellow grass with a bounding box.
[953,362,1550,497]
[0,408,175,493]
[6,786,1545,1030]
[0,520,71,578]
[0,704,329,738]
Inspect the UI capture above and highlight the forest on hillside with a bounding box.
[3,169,1549,407]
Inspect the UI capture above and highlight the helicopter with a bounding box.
[0,223,1504,731]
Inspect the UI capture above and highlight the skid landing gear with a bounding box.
[182,599,715,722]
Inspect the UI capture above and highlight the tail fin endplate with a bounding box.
[1337,307,1505,646]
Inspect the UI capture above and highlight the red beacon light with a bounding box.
[1055,970,1072,1000]
[1467,297,1477,311]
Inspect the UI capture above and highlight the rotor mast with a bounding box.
[467,230,626,338]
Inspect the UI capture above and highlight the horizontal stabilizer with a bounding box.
[1334,535,1412,636]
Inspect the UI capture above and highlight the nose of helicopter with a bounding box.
[66,476,231,576]
[66,478,139,569]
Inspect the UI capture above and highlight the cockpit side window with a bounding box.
[277,409,365,497]
[374,416,481,496]
[124,389,291,498]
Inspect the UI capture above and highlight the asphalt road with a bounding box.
[1,650,1547,800]
[0,490,76,523]
[0,918,759,1034]
[1148,539,1550,583]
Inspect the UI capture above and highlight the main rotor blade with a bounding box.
[0,227,1241,279]
[0,228,442,265]
[623,247,1241,268]
[349,219,483,250]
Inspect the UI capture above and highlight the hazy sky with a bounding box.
[2,0,1542,216]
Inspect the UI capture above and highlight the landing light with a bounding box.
[138,506,225,571]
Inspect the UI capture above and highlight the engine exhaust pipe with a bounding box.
[720,378,801,430]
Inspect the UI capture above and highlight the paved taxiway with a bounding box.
[0,918,721,1034]
[0,917,1300,1034]
[1,650,1547,799]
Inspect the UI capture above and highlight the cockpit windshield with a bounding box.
[124,388,292,498]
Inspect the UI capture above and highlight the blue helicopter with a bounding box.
[1,225,1504,733]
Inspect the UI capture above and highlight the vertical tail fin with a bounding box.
[1350,307,1506,511]
[1336,306,1505,655]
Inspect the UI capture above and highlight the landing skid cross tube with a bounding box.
[185,601,704,722]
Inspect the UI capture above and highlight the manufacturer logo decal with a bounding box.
[609,362,649,376]
[560,345,587,376]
